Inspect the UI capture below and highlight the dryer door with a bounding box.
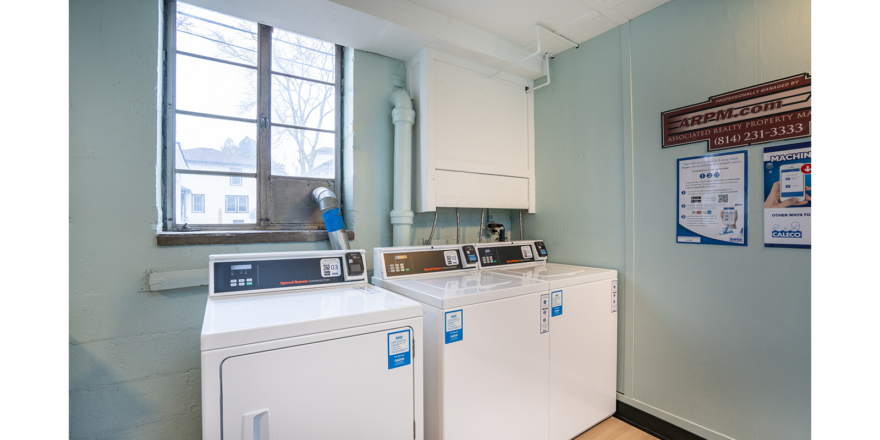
[221,327,415,440]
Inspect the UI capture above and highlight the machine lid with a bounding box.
[374,271,548,309]
[200,284,421,351]
[487,263,617,289]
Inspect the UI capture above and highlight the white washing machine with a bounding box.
[372,244,552,440]
[201,250,424,440]
[474,240,618,440]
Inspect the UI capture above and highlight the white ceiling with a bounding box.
[191,0,670,80]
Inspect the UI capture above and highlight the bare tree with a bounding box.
[180,7,336,178]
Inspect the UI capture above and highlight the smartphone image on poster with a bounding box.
[779,164,805,202]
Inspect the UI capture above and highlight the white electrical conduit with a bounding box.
[390,88,416,246]
[529,54,552,93]
[488,24,579,87]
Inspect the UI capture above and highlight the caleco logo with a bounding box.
[771,222,803,239]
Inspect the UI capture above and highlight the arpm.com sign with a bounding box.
[662,73,811,151]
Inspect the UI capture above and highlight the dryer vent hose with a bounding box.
[311,187,350,250]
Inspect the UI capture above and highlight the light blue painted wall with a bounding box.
[531,0,810,439]
[341,48,512,255]
[68,1,513,438]
[523,27,628,390]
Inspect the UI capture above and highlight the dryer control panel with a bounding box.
[209,250,367,297]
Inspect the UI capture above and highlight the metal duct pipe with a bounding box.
[311,187,350,250]
[456,208,460,244]
[390,87,416,246]
[427,211,438,244]
[479,209,485,243]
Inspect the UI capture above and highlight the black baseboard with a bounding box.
[614,400,706,440]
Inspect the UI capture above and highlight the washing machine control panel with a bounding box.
[209,250,367,297]
[475,243,537,268]
[381,249,467,278]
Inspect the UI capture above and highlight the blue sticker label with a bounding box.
[387,330,411,369]
[445,310,463,344]
[321,208,345,232]
[551,290,563,317]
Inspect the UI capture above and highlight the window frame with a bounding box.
[192,194,205,213]
[161,0,343,233]
[225,195,248,213]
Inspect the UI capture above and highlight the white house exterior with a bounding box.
[175,144,256,225]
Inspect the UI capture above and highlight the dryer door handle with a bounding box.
[242,409,270,440]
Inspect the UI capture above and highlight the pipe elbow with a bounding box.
[311,187,340,212]
[390,87,413,110]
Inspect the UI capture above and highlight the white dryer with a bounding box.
[201,250,424,440]
[372,244,552,440]
[475,240,618,440]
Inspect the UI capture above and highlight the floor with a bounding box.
[575,417,659,440]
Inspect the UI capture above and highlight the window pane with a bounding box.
[272,28,335,83]
[175,173,256,225]
[177,2,257,66]
[175,114,256,172]
[271,75,335,130]
[238,196,248,213]
[193,194,205,213]
[176,55,257,119]
[271,127,335,178]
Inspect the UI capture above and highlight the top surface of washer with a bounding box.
[484,263,617,289]
[373,270,548,309]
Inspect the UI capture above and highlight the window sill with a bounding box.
[157,230,355,247]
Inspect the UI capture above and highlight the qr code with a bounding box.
[718,194,728,203]
[320,258,341,277]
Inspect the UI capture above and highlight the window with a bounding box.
[229,168,242,186]
[163,1,342,232]
[192,194,205,213]
[225,195,248,213]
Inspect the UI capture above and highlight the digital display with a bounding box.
[351,263,362,273]
[230,264,252,271]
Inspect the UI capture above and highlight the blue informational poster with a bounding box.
[763,142,811,249]
[551,290,562,317]
[677,151,748,246]
[387,329,411,370]
[444,310,463,344]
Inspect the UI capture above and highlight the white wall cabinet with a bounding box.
[407,48,536,213]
